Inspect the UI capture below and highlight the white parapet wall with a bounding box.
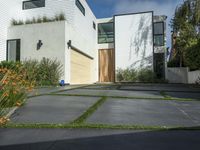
[7,21,69,83]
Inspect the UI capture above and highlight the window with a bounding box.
[7,39,21,61]
[98,22,114,44]
[76,0,85,16]
[153,22,164,46]
[23,0,45,10]
[93,22,96,30]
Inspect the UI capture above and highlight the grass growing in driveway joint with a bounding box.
[70,97,107,124]
[48,93,199,102]
[160,91,172,99]
[2,123,200,131]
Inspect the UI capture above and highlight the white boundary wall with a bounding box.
[167,67,200,84]
[188,70,200,84]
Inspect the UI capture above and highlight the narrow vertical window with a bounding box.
[7,39,21,61]
[75,0,85,16]
[93,22,96,30]
[153,22,164,46]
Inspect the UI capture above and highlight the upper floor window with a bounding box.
[153,22,164,46]
[76,0,85,16]
[98,22,114,44]
[23,0,45,10]
[93,22,96,30]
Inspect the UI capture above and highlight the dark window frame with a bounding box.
[23,0,45,10]
[75,0,85,16]
[98,22,114,44]
[153,22,164,46]
[93,21,96,30]
[6,39,21,62]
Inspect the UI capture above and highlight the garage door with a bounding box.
[70,49,93,84]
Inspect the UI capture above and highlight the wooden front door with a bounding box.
[99,49,115,82]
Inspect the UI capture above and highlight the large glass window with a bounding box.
[98,22,114,44]
[154,22,164,46]
[23,0,45,10]
[76,0,85,16]
[7,39,21,61]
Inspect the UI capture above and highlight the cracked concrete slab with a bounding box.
[11,95,99,124]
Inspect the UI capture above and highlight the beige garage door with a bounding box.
[70,49,92,84]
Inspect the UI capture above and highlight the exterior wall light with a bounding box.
[37,40,43,50]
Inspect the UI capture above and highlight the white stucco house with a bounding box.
[0,0,167,84]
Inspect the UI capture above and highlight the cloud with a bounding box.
[113,0,183,48]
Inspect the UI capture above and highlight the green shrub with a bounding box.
[11,19,18,26]
[42,16,50,23]
[116,69,124,81]
[116,68,157,82]
[0,67,35,122]
[37,58,63,86]
[116,68,137,82]
[32,17,36,24]
[167,58,182,67]
[25,19,32,24]
[0,61,22,81]
[137,68,156,82]
[0,58,63,86]
[11,19,24,26]
[11,13,66,26]
[184,39,200,70]
[55,13,66,21]
[23,58,63,86]
[22,60,39,84]
[37,17,42,23]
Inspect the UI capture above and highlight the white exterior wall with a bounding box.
[0,0,22,61]
[0,0,75,61]
[72,0,98,82]
[7,21,69,82]
[115,12,154,71]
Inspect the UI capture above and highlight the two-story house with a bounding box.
[0,0,167,84]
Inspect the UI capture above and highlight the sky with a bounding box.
[86,0,183,48]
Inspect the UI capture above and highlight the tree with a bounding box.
[184,39,200,70]
[170,0,200,68]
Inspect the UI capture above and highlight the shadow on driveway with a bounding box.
[0,130,200,150]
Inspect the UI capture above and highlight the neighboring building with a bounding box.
[0,0,167,84]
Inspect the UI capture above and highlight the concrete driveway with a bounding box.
[0,83,200,149]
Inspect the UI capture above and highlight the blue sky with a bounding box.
[87,0,183,48]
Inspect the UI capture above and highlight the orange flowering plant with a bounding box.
[0,64,35,124]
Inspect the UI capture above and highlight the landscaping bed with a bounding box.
[0,58,63,125]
